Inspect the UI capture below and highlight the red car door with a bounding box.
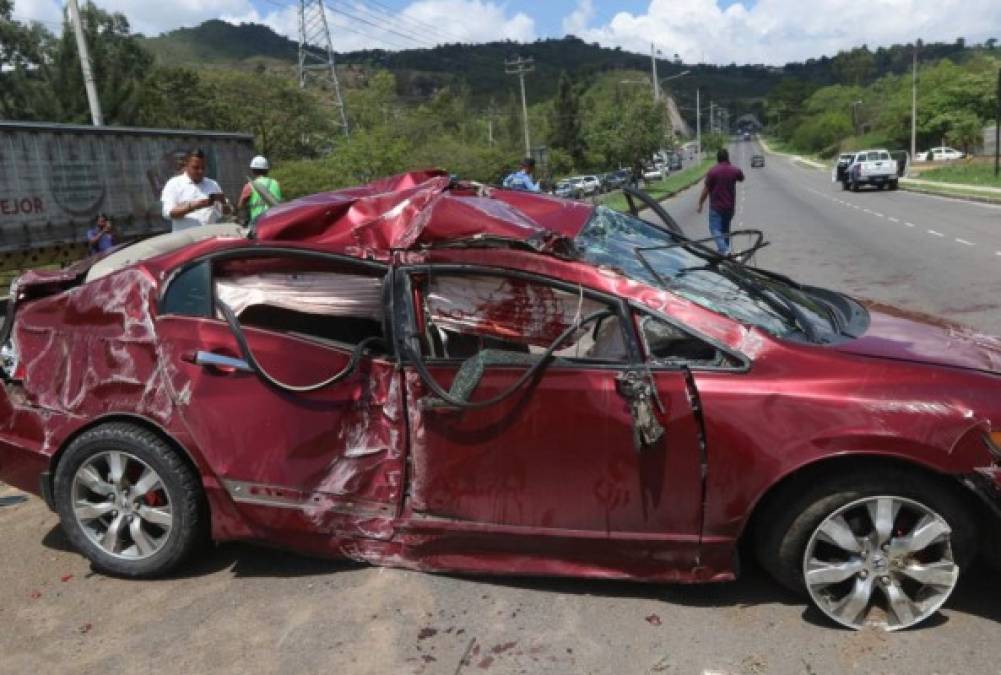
[154,251,405,541]
[399,269,706,574]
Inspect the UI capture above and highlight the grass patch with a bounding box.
[915,161,1001,188]
[900,181,1001,203]
[598,159,713,212]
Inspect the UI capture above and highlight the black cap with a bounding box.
[520,157,536,168]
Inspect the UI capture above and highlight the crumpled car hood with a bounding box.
[834,303,1001,374]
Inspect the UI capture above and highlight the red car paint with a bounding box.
[1,169,1000,583]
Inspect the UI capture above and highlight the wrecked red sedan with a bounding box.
[2,170,1001,631]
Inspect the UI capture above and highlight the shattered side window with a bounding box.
[211,256,387,350]
[575,207,793,337]
[639,314,740,369]
[418,273,628,363]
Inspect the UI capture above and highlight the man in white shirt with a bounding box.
[160,149,231,232]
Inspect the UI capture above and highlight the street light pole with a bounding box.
[995,68,1000,178]
[696,88,701,158]
[651,43,660,101]
[67,0,103,127]
[911,44,918,168]
[851,100,863,136]
[505,56,535,158]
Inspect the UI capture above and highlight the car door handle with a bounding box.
[193,350,252,373]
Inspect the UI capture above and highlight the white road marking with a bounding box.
[862,208,874,214]
[872,212,885,218]
[927,230,945,237]
[905,222,915,227]
[888,217,900,222]
[995,251,1001,257]
[956,238,975,246]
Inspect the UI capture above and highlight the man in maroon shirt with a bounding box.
[696,148,745,254]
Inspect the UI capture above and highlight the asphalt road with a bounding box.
[3,151,1001,674]
[668,140,1001,335]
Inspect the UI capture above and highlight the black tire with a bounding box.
[841,180,848,191]
[877,183,886,190]
[889,180,899,191]
[54,422,206,577]
[754,468,978,595]
[851,181,860,192]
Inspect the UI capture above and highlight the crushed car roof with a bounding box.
[254,169,595,259]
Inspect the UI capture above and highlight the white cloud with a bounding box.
[12,0,256,34]
[400,0,535,44]
[573,0,1001,65]
[561,0,594,36]
[226,0,535,52]
[10,0,63,27]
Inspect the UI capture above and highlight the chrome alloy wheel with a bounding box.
[71,451,173,560]
[803,496,959,631]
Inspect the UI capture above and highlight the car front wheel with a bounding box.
[756,471,975,631]
[54,422,206,577]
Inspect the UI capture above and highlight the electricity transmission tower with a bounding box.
[298,0,349,136]
[505,56,535,157]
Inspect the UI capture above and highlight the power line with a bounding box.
[328,1,450,48]
[320,0,436,49]
[259,0,414,51]
[298,0,349,135]
[358,0,467,44]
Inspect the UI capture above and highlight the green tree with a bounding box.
[582,74,669,172]
[549,72,585,169]
[943,110,984,154]
[0,2,54,119]
[39,3,153,124]
[832,47,876,86]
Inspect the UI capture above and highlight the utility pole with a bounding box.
[910,44,918,170]
[995,68,1000,177]
[696,88,701,158]
[709,101,715,134]
[505,56,534,157]
[67,0,103,126]
[651,43,660,101]
[298,0,349,136]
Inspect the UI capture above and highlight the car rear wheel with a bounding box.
[54,423,206,577]
[755,470,975,631]
[851,181,860,192]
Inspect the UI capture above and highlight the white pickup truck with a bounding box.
[844,149,899,191]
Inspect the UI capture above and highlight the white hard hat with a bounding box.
[249,155,269,170]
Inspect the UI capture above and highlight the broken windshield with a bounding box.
[575,207,834,340]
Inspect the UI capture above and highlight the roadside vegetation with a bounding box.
[2,1,682,200]
[765,42,1000,185]
[916,161,1001,188]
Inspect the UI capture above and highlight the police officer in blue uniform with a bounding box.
[502,158,541,192]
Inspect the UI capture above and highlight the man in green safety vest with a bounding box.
[238,155,283,225]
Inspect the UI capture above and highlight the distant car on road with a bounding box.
[918,146,965,162]
[846,149,899,191]
[642,166,665,181]
[554,180,581,199]
[750,155,765,168]
[603,169,631,191]
[577,175,601,196]
[742,132,752,141]
[667,154,683,171]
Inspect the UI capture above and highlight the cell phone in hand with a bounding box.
[209,193,225,203]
